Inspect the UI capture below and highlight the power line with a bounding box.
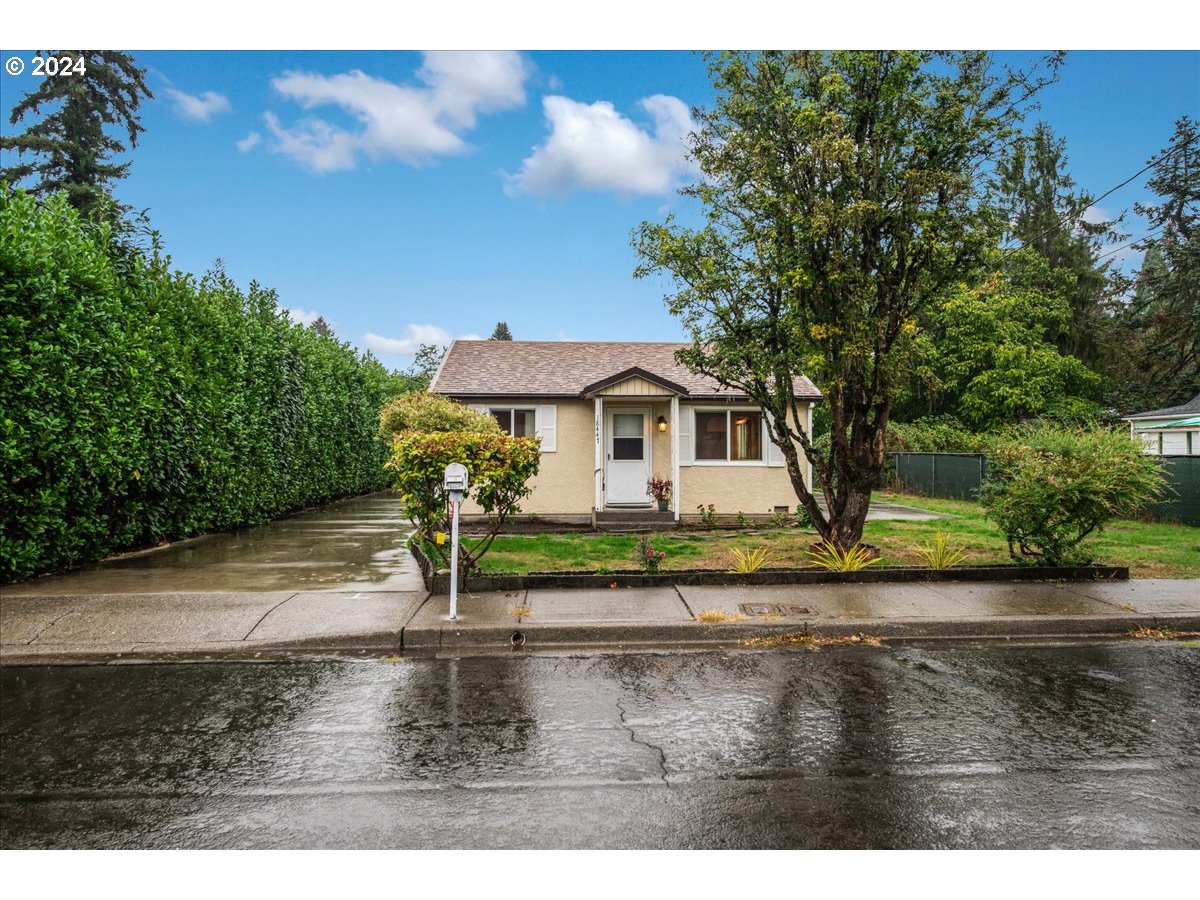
[999,132,1193,258]
[1095,225,1165,263]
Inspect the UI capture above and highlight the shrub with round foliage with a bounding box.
[378,392,500,439]
[386,430,539,577]
[980,426,1165,565]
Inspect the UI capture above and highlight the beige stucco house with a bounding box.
[430,341,821,525]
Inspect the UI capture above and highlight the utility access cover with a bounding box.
[738,603,812,617]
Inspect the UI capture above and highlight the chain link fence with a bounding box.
[1149,456,1200,526]
[892,451,1199,525]
[891,453,988,500]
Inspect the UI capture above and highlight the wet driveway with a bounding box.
[8,492,423,595]
[2,643,1198,848]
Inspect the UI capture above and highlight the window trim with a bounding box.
[690,406,768,466]
[489,406,538,438]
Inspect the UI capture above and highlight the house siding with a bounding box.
[679,462,804,520]
[460,397,595,520]
[449,394,814,522]
[596,376,675,397]
[1130,417,1200,456]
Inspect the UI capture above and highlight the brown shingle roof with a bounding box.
[430,341,822,400]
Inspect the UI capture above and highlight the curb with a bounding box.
[4,614,1196,665]
[401,612,1200,653]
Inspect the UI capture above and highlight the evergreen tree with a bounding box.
[1,51,153,215]
[489,321,514,341]
[310,316,334,338]
[996,122,1121,366]
[1109,118,1200,409]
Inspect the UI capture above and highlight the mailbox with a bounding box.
[443,463,469,621]
[443,462,469,496]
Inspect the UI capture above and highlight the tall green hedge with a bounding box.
[1,188,407,581]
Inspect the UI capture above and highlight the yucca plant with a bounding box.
[806,541,882,572]
[913,528,966,570]
[727,547,775,574]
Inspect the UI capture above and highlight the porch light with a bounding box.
[657,415,668,432]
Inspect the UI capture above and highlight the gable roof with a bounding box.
[1124,392,1200,421]
[430,341,822,401]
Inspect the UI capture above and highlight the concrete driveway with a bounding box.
[1,492,426,659]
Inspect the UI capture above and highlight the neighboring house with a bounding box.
[1123,393,1200,456]
[430,341,822,524]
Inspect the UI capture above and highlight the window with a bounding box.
[730,412,763,461]
[491,408,536,437]
[694,410,763,462]
[611,413,644,460]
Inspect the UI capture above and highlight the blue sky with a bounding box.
[3,50,1198,368]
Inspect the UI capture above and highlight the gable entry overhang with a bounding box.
[580,366,690,398]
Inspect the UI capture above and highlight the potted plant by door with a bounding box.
[647,475,673,512]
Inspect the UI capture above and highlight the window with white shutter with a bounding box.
[536,405,557,452]
[677,406,693,465]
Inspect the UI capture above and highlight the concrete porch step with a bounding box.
[594,509,677,531]
[595,508,674,522]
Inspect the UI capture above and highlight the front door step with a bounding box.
[594,509,676,531]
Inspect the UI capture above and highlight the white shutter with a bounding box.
[677,405,693,465]
[536,404,557,452]
[765,413,786,467]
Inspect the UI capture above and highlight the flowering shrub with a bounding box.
[386,431,540,575]
[633,534,667,574]
[646,475,673,502]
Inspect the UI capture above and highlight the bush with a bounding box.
[633,534,666,574]
[979,426,1166,565]
[379,391,499,438]
[1,188,407,582]
[386,430,539,576]
[885,417,984,454]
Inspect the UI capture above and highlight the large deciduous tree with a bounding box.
[905,249,1102,428]
[635,51,1060,549]
[1,51,153,216]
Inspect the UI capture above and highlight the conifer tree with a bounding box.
[1,51,153,215]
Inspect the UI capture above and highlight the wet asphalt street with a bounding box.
[2,643,1198,849]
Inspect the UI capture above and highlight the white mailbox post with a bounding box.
[443,463,469,620]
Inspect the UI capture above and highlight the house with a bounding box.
[430,341,822,524]
[1123,392,1200,456]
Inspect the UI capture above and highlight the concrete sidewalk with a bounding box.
[3,577,1196,664]
[403,578,1200,653]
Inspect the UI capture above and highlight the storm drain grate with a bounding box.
[738,603,812,617]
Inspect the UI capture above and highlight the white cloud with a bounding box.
[507,94,698,196]
[1081,205,1113,225]
[237,131,262,152]
[263,52,529,173]
[165,88,232,122]
[365,325,481,357]
[286,307,321,326]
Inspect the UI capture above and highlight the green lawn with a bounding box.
[477,491,1200,579]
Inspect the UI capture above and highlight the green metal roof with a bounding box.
[1142,415,1200,429]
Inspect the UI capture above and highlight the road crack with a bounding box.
[241,593,299,641]
[25,609,76,645]
[616,696,668,784]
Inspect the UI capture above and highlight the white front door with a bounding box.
[605,408,651,505]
